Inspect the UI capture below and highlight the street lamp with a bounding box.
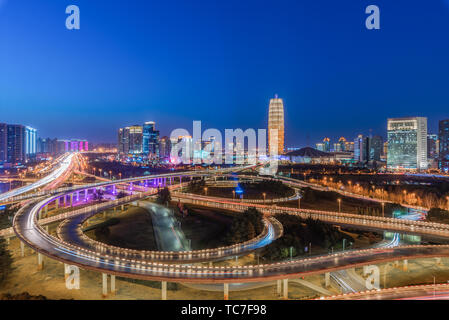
[109,170,112,179]
[337,198,341,213]
[204,187,208,196]
[262,192,266,203]
[381,202,385,217]
[232,190,235,200]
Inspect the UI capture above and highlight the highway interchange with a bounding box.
[2,153,449,299]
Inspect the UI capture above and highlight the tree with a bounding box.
[116,191,127,199]
[157,187,172,206]
[0,238,12,285]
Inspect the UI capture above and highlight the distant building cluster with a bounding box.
[37,138,89,155]
[0,122,89,167]
[117,121,171,163]
[287,116,449,173]
[0,123,37,165]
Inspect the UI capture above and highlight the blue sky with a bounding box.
[1,0,449,145]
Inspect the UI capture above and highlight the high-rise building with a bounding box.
[118,127,129,154]
[143,121,160,159]
[427,134,439,160]
[159,136,172,160]
[439,119,449,172]
[387,117,428,170]
[338,137,347,152]
[268,95,285,155]
[0,123,7,162]
[368,135,383,162]
[25,126,37,160]
[6,124,25,164]
[354,134,368,162]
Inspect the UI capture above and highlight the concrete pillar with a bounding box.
[6,237,10,245]
[37,253,43,270]
[102,273,108,298]
[436,257,442,265]
[161,281,167,300]
[283,279,288,300]
[224,283,229,300]
[111,275,116,295]
[85,189,88,199]
[20,241,24,257]
[403,259,408,272]
[56,197,59,209]
[45,225,49,232]
[276,279,281,295]
[325,272,330,287]
[121,205,125,211]
[70,194,73,207]
[64,264,69,280]
[45,205,48,216]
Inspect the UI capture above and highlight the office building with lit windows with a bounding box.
[387,117,428,171]
[268,95,284,155]
[439,119,449,172]
[143,121,160,159]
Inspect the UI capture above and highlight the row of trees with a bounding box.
[262,214,353,261]
[425,208,449,224]
[225,208,264,245]
[0,238,12,286]
[240,180,294,198]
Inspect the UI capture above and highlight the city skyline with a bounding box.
[1,0,449,144]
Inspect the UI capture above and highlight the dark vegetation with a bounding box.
[240,180,294,198]
[261,214,354,261]
[0,206,14,229]
[156,187,171,205]
[224,208,264,244]
[426,208,449,224]
[0,238,13,286]
[0,292,48,300]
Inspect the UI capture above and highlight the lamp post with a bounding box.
[262,192,266,203]
[204,187,208,196]
[119,172,122,180]
[99,168,102,177]
[381,202,385,217]
[337,198,341,213]
[93,167,96,176]
[232,190,235,200]
[109,171,112,179]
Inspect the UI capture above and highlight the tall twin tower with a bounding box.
[268,94,285,155]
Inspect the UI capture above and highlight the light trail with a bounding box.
[0,153,75,202]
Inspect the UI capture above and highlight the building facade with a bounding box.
[439,119,449,172]
[143,121,160,159]
[268,95,285,155]
[387,117,428,171]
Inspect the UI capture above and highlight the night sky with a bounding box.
[1,0,448,145]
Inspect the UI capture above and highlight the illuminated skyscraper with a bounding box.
[268,94,284,155]
[387,117,428,170]
[439,119,449,172]
[143,121,160,159]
